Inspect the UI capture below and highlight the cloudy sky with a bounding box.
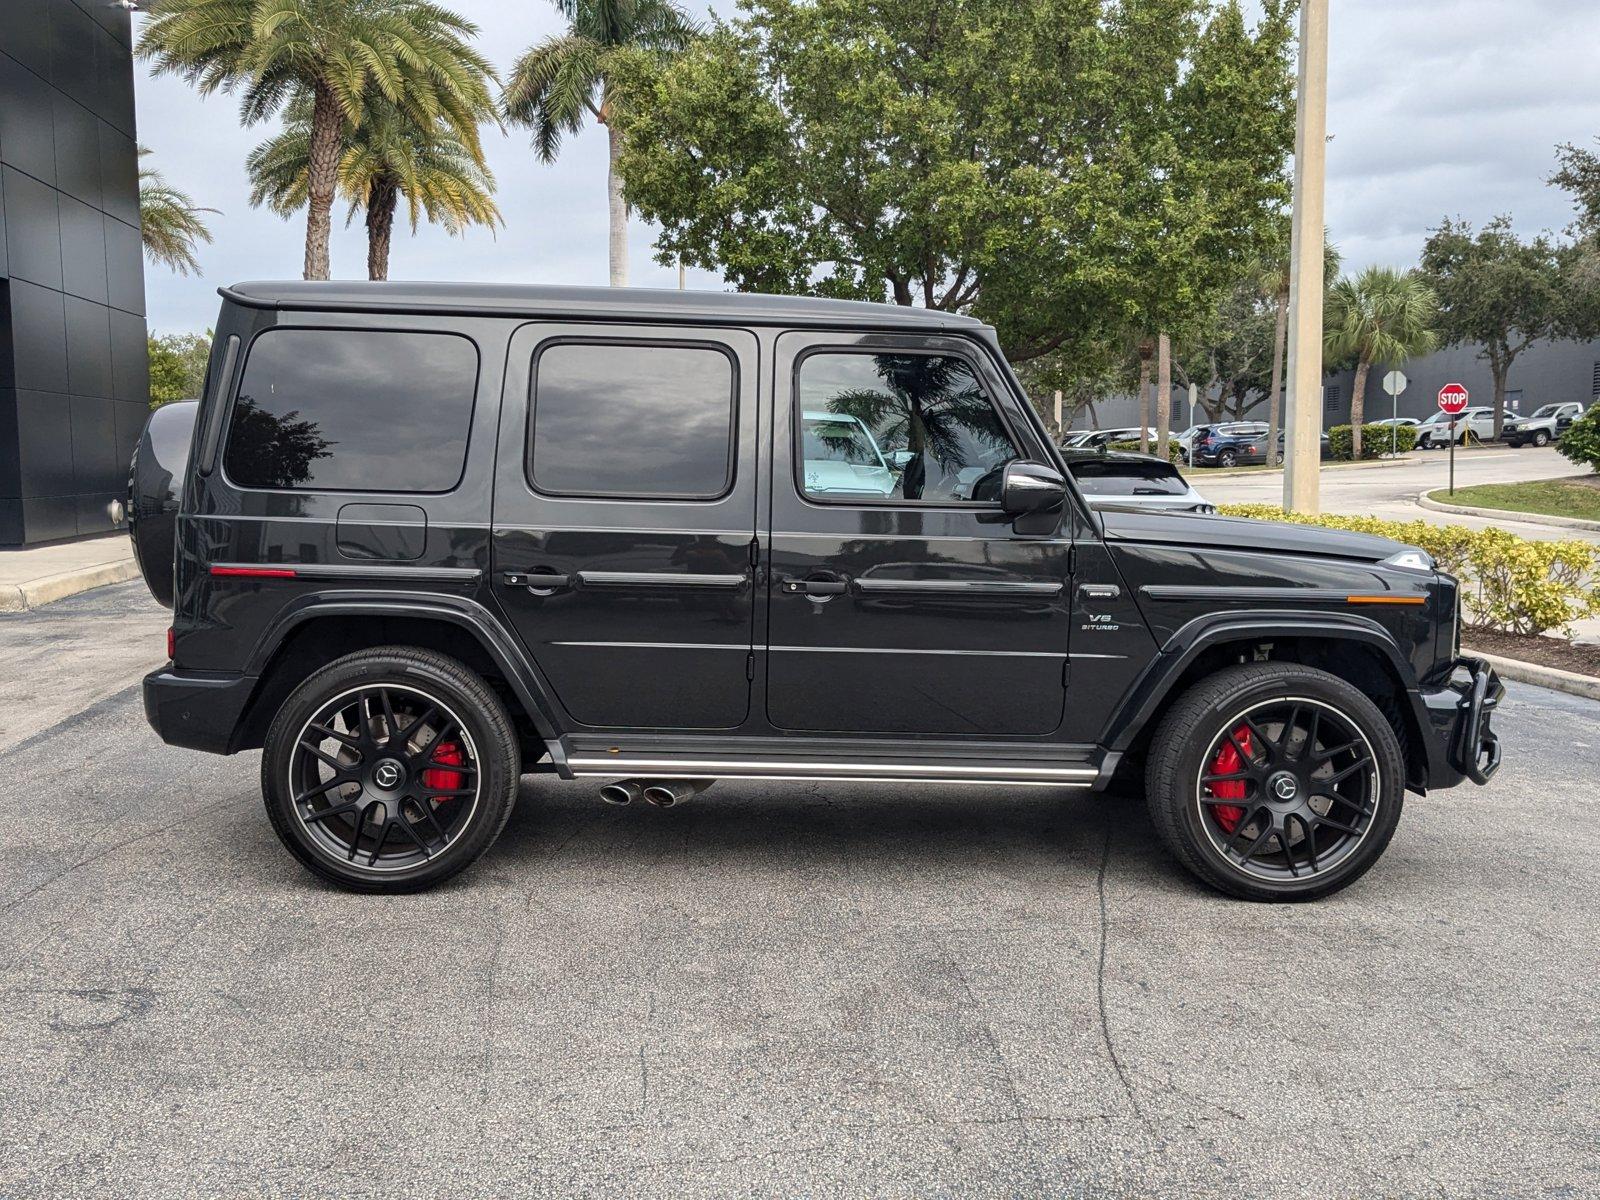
[133,0,1600,335]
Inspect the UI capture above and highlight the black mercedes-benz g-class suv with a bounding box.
[131,282,1502,901]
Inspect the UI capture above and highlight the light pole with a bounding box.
[1282,0,1328,514]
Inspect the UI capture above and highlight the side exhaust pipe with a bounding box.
[641,779,712,809]
[598,779,645,806]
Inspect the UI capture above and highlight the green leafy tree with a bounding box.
[248,93,501,280]
[612,0,1295,366]
[139,148,216,275]
[148,330,214,407]
[1418,217,1577,438]
[1249,231,1341,459]
[500,0,698,287]
[1323,267,1437,458]
[139,0,495,281]
[1552,138,1600,238]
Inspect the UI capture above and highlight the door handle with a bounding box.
[781,576,849,597]
[502,570,572,594]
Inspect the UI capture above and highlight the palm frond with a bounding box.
[138,146,218,276]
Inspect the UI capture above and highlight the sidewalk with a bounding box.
[0,534,139,613]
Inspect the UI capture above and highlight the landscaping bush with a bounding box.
[1106,438,1182,463]
[1327,423,1418,460]
[1557,405,1600,473]
[1217,505,1600,636]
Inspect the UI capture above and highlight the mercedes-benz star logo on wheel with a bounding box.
[373,761,402,789]
[1273,775,1298,801]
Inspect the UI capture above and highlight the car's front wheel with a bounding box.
[1532,430,1551,447]
[1144,663,1405,901]
[261,646,520,892]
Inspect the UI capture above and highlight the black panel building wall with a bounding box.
[1,0,146,545]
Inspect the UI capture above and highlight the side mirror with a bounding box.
[1000,460,1067,516]
[887,449,914,470]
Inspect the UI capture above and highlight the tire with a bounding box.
[1532,430,1550,447]
[1143,663,1405,902]
[261,646,520,892]
[1218,449,1238,468]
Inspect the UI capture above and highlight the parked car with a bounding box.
[131,281,1502,902]
[1273,429,1334,463]
[800,411,897,496]
[1414,407,1494,448]
[1370,417,1420,429]
[1501,402,1586,448]
[1060,448,1215,513]
[1188,422,1269,467]
[1060,426,1159,451]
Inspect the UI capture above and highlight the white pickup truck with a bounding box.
[1501,402,1587,448]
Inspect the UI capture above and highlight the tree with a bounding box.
[1323,268,1437,458]
[138,148,216,275]
[1552,139,1600,239]
[500,0,698,288]
[612,0,1296,364]
[248,93,501,280]
[1251,232,1341,465]
[139,0,495,281]
[147,330,213,407]
[1173,277,1278,423]
[1418,217,1575,438]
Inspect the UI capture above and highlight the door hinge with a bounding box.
[746,651,755,681]
[748,537,760,568]
[1061,658,1071,688]
[1067,542,1077,575]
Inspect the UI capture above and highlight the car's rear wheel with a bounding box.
[1144,663,1405,901]
[1218,449,1238,467]
[261,647,519,892]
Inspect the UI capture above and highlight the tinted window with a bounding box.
[797,352,1019,503]
[1069,459,1188,496]
[224,329,478,491]
[529,342,735,499]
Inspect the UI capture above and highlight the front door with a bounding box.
[492,323,759,730]
[765,332,1072,737]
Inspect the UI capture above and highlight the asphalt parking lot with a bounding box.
[2,582,1597,1198]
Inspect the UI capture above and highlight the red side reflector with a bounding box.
[210,566,298,579]
[166,627,175,661]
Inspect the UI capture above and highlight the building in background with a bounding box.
[1068,338,1600,434]
[1,0,146,545]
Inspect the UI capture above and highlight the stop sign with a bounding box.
[1438,382,1469,415]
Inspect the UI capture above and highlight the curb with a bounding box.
[1463,647,1600,702]
[0,558,141,614]
[1418,490,1600,532]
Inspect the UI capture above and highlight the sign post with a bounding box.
[1438,382,1469,494]
[1383,370,1408,456]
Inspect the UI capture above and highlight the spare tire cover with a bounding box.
[128,400,198,608]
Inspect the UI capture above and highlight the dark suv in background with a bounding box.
[131,282,1502,901]
[1187,422,1269,467]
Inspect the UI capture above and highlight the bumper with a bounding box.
[1417,657,1504,789]
[143,666,258,755]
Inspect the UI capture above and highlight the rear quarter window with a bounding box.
[223,328,479,492]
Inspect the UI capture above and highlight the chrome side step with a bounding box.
[564,756,1097,788]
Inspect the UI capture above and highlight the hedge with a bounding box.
[1106,438,1182,463]
[1328,423,1418,460]
[1218,505,1600,637]
[1557,405,1600,473]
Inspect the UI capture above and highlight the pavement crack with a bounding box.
[1095,825,1148,1130]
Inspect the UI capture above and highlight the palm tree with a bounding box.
[248,93,501,281]
[500,0,697,287]
[139,0,495,281]
[1324,267,1438,458]
[138,147,217,275]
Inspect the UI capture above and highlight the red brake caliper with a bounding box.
[421,741,465,802]
[1208,726,1251,834]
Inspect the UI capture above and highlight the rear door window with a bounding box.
[224,328,479,492]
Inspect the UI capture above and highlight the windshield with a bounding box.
[1532,405,1560,418]
[1069,459,1189,496]
[802,417,886,468]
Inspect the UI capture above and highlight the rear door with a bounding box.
[765,331,1072,737]
[491,324,759,730]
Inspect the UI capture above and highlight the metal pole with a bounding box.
[678,259,686,290]
[1449,418,1456,493]
[1392,388,1398,456]
[1282,0,1328,514]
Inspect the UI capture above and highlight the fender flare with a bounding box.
[1100,609,1428,753]
[245,588,567,755]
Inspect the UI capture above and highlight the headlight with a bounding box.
[1381,548,1435,572]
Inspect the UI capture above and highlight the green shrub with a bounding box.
[1106,438,1182,463]
[1327,423,1418,460]
[1557,405,1600,473]
[1217,505,1600,636]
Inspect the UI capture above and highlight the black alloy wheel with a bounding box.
[261,647,519,891]
[1144,663,1405,901]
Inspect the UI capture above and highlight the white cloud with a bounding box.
[134,0,1600,332]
